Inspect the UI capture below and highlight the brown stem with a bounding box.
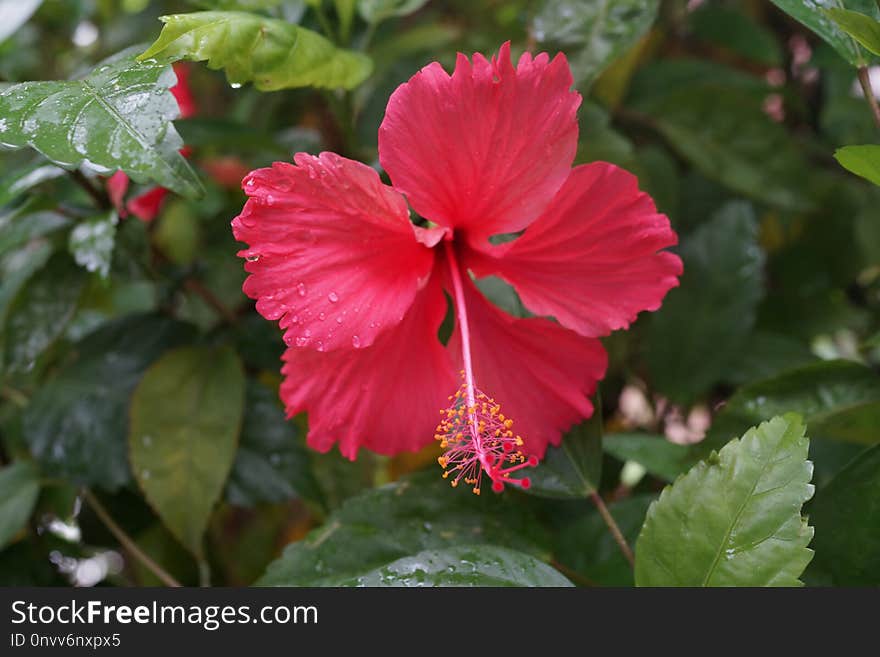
[551,560,598,587]
[68,170,112,210]
[590,491,635,568]
[83,490,181,587]
[858,66,880,129]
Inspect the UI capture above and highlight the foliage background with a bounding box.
[0,0,878,587]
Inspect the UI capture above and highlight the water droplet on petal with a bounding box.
[245,254,260,262]
[351,335,361,348]
[336,317,343,325]
[295,337,309,347]
[297,283,306,297]
[328,292,339,303]
[318,312,325,321]
[265,194,275,206]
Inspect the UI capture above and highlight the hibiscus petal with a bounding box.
[280,276,456,459]
[106,170,129,216]
[469,163,683,338]
[378,42,580,242]
[127,186,169,222]
[448,276,607,458]
[232,152,435,352]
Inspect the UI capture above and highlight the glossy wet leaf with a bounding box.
[0,47,203,199]
[23,314,196,491]
[647,202,764,404]
[0,461,40,549]
[533,0,659,87]
[555,494,655,586]
[835,144,880,186]
[603,434,690,482]
[635,415,814,587]
[0,0,43,43]
[257,472,550,586]
[68,211,118,279]
[526,409,603,499]
[226,381,323,508]
[130,345,244,556]
[810,445,880,585]
[341,545,572,587]
[139,12,372,91]
[825,8,880,56]
[768,0,879,66]
[1,254,86,375]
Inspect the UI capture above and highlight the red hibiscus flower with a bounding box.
[107,63,197,222]
[232,43,683,494]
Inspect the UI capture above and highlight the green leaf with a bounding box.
[130,345,245,556]
[0,161,65,207]
[225,381,323,508]
[630,63,813,211]
[526,407,603,499]
[0,207,69,256]
[555,494,655,586]
[257,472,550,585]
[340,545,573,587]
[635,415,814,587]
[0,0,43,44]
[647,202,765,404]
[835,144,880,186]
[139,12,372,91]
[727,332,817,386]
[768,0,880,66]
[1,254,86,375]
[603,434,690,483]
[174,117,286,155]
[533,0,659,87]
[810,444,880,585]
[689,4,783,66]
[357,0,428,24]
[0,461,40,549]
[68,211,118,279]
[23,314,196,491]
[0,241,52,333]
[0,47,203,199]
[704,360,880,451]
[825,7,880,56]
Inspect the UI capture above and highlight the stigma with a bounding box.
[434,378,537,495]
